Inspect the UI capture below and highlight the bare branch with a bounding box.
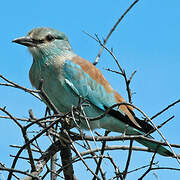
[151,99,180,120]
[93,0,139,65]
[123,140,133,179]
[63,129,101,180]
[138,152,157,180]
[93,130,110,180]
[7,117,63,180]
[0,74,41,100]
[72,134,180,149]
[145,115,175,136]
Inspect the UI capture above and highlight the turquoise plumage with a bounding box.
[13,27,173,157]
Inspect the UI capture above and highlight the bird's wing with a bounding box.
[62,55,142,129]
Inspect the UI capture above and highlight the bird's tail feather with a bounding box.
[136,138,173,157]
[104,106,173,157]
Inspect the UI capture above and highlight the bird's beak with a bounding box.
[12,36,36,47]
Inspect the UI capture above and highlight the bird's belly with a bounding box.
[43,77,78,113]
[42,78,102,129]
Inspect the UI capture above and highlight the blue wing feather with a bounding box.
[63,60,119,111]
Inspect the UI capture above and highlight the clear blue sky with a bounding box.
[0,0,180,179]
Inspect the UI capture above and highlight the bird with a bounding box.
[12,27,173,157]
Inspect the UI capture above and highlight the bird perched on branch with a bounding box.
[13,27,173,157]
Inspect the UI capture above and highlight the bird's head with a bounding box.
[12,27,73,60]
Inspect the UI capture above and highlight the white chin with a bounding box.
[28,47,38,56]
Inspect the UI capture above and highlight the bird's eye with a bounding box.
[46,34,55,42]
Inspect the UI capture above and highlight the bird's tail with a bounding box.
[136,138,173,157]
[104,106,173,157]
[132,116,173,157]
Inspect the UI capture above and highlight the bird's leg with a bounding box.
[71,106,83,132]
[122,124,129,139]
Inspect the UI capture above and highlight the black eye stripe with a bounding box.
[32,38,44,44]
[31,35,63,44]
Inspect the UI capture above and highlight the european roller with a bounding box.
[13,27,173,157]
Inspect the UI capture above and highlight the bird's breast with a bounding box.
[29,57,79,112]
